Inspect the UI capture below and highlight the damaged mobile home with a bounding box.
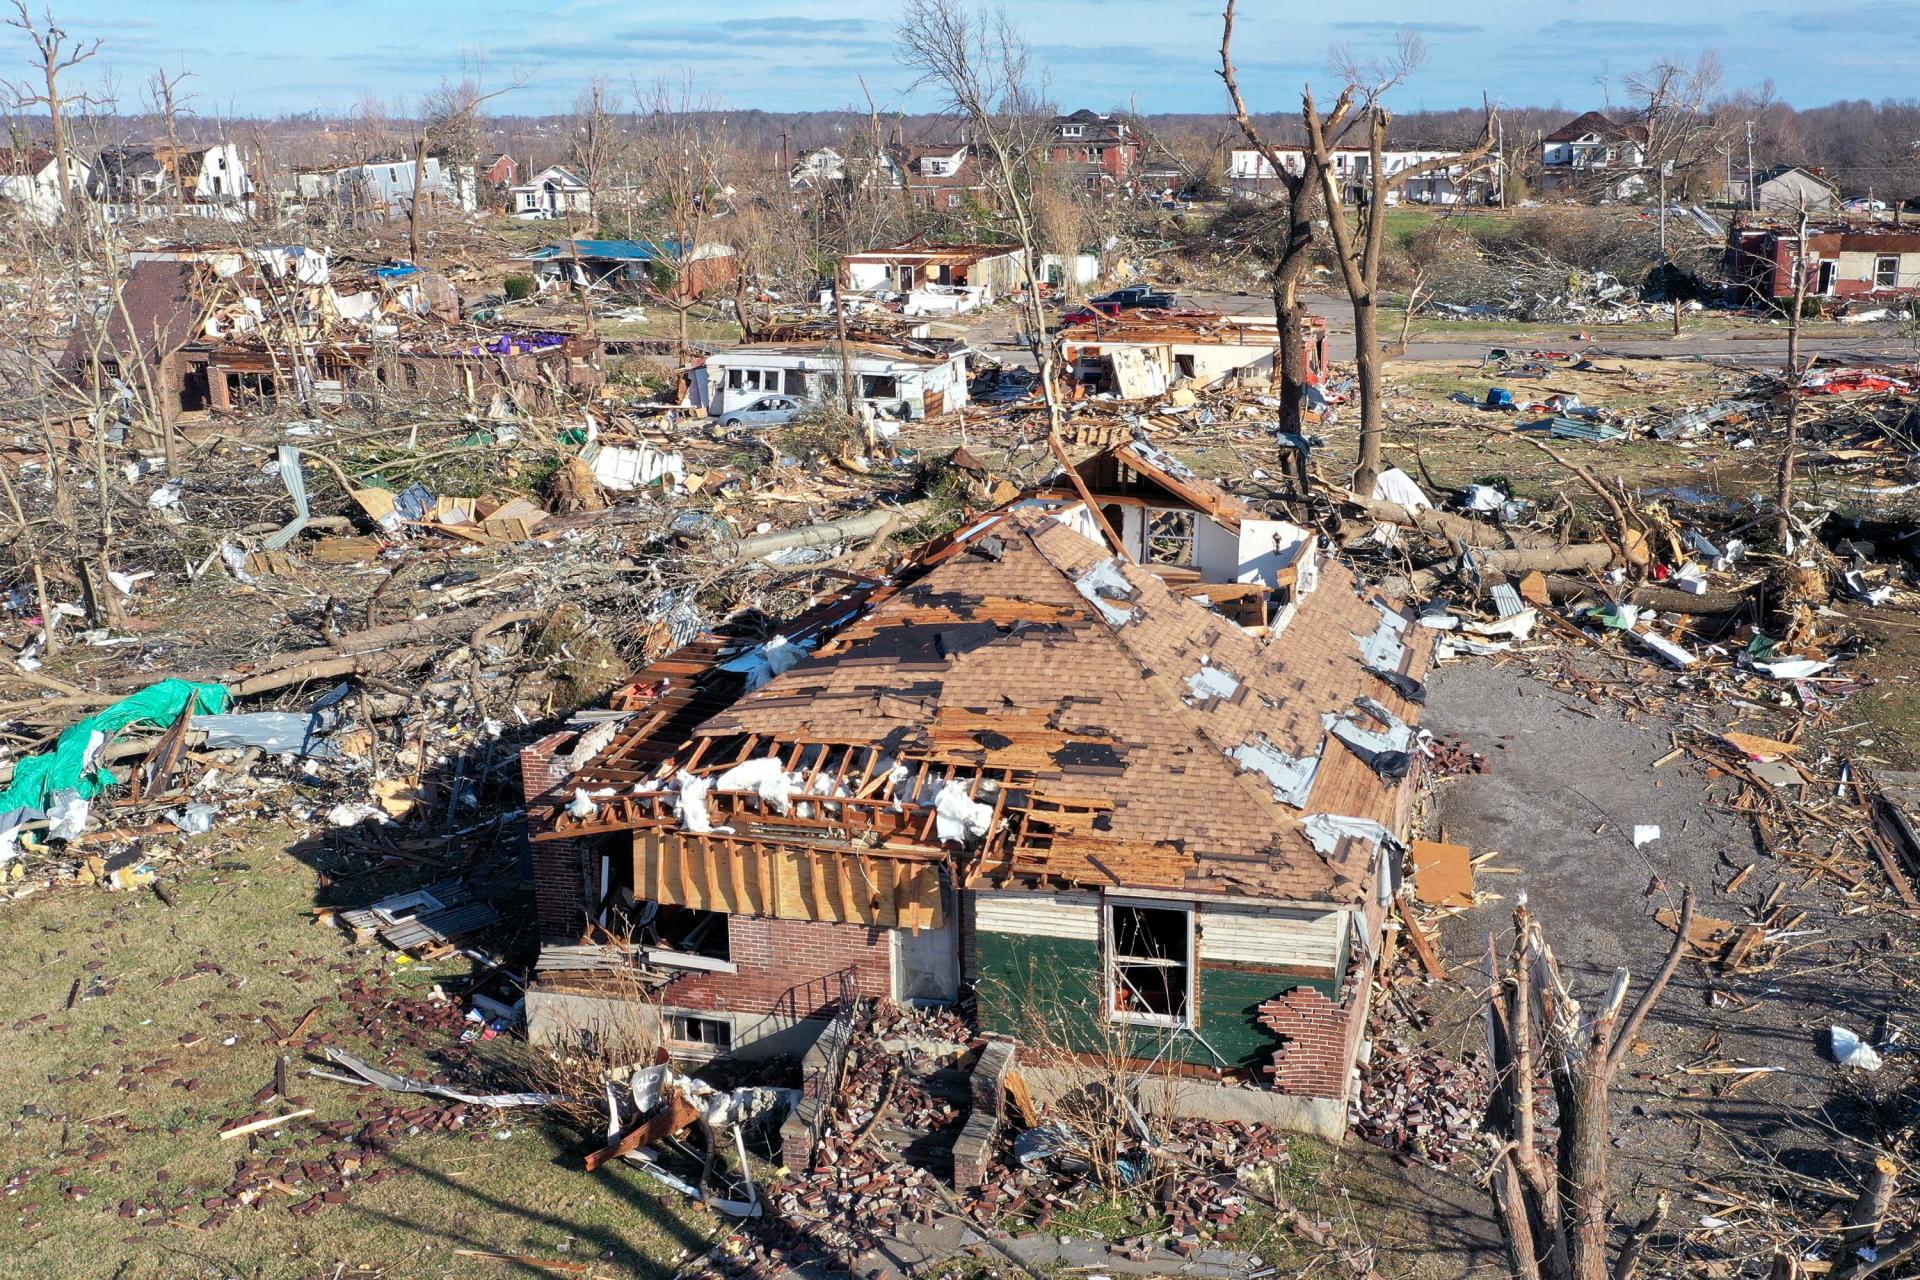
[522,444,1431,1137]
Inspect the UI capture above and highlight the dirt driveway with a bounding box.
[1418,652,1911,1212]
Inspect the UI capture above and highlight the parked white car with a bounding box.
[715,394,804,430]
[1844,197,1888,213]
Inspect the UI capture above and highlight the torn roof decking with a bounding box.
[546,506,1430,907]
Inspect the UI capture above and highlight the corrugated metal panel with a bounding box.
[1491,583,1525,619]
[1198,902,1345,969]
[974,890,1099,940]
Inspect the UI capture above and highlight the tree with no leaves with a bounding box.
[2,0,102,212]
[1302,36,1495,497]
[1218,0,1332,492]
[894,1,1062,437]
[1485,889,1693,1280]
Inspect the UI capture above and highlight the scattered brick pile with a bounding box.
[1352,1036,1490,1167]
[1426,737,1492,778]
[963,1116,1293,1256]
[760,1003,974,1267]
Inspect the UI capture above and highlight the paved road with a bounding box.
[949,288,1917,369]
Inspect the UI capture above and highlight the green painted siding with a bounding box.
[975,928,1336,1073]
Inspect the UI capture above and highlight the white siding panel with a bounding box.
[973,890,1099,941]
[1198,903,1345,969]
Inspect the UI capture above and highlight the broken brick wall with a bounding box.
[1258,954,1374,1101]
[661,915,892,1019]
[521,729,595,941]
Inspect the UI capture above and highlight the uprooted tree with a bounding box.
[1484,889,1693,1280]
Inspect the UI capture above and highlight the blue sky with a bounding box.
[10,0,1917,117]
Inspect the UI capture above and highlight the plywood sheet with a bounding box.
[1411,839,1474,907]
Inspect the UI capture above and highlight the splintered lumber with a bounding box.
[1657,906,1736,961]
[1397,898,1449,979]
[584,1090,702,1172]
[1003,1070,1039,1128]
[219,1109,314,1140]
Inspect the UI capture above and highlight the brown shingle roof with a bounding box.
[1545,111,1649,145]
[697,507,1430,903]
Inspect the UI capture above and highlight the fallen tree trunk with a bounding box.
[1344,496,1567,550]
[1543,574,1753,618]
[725,503,928,563]
[229,646,441,698]
[1407,544,1618,594]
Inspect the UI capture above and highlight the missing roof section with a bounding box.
[1228,734,1321,809]
[1184,661,1241,706]
[1354,598,1409,673]
[1074,557,1140,626]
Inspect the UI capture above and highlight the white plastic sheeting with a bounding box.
[719,635,812,692]
[1372,467,1432,513]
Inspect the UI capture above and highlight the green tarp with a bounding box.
[0,679,231,818]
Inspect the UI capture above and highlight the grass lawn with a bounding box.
[0,825,720,1280]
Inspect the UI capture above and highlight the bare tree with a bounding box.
[2,0,101,210]
[569,77,631,235]
[1775,199,1814,548]
[1485,889,1693,1280]
[632,76,731,364]
[1219,0,1332,492]
[1303,37,1495,495]
[407,65,521,262]
[897,0,1129,556]
[145,63,191,214]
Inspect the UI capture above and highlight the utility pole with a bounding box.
[1658,167,1668,256]
[1745,120,1757,213]
[778,127,791,182]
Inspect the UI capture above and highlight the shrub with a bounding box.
[503,275,537,301]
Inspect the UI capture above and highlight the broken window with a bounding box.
[1876,255,1900,289]
[654,906,731,961]
[1145,508,1197,566]
[667,1013,733,1050]
[859,374,899,399]
[1106,902,1192,1026]
[783,369,808,396]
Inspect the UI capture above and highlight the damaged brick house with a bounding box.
[523,444,1431,1137]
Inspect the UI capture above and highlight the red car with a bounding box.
[1057,299,1121,328]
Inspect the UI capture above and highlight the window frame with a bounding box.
[1875,254,1900,289]
[1144,506,1198,567]
[666,1013,734,1050]
[1103,899,1195,1029]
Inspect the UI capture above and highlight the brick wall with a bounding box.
[662,915,892,1019]
[521,728,595,941]
[1258,953,1373,1102]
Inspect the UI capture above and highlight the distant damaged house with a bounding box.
[521,239,739,300]
[700,336,970,420]
[91,143,252,216]
[61,246,602,424]
[1728,222,1920,302]
[1538,111,1658,200]
[1057,310,1327,399]
[1228,146,1499,205]
[509,164,592,219]
[0,146,87,223]
[842,241,1026,314]
[889,142,992,211]
[522,446,1432,1137]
